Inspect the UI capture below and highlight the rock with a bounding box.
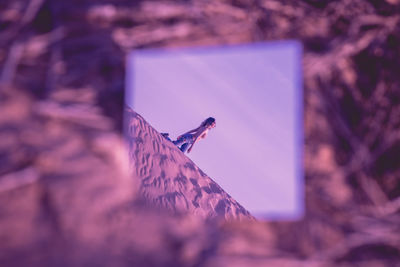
[124,107,254,221]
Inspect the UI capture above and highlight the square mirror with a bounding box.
[126,42,303,220]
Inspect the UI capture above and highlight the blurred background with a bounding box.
[1,0,400,266]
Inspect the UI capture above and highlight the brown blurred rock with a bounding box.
[0,88,137,266]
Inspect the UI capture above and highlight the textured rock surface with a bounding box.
[1,0,400,266]
[125,107,254,221]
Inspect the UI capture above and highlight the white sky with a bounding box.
[126,42,303,220]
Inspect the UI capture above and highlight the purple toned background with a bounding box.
[126,42,303,220]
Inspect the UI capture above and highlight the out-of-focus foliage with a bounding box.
[0,0,400,266]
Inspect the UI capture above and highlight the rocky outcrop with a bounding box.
[125,107,254,221]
